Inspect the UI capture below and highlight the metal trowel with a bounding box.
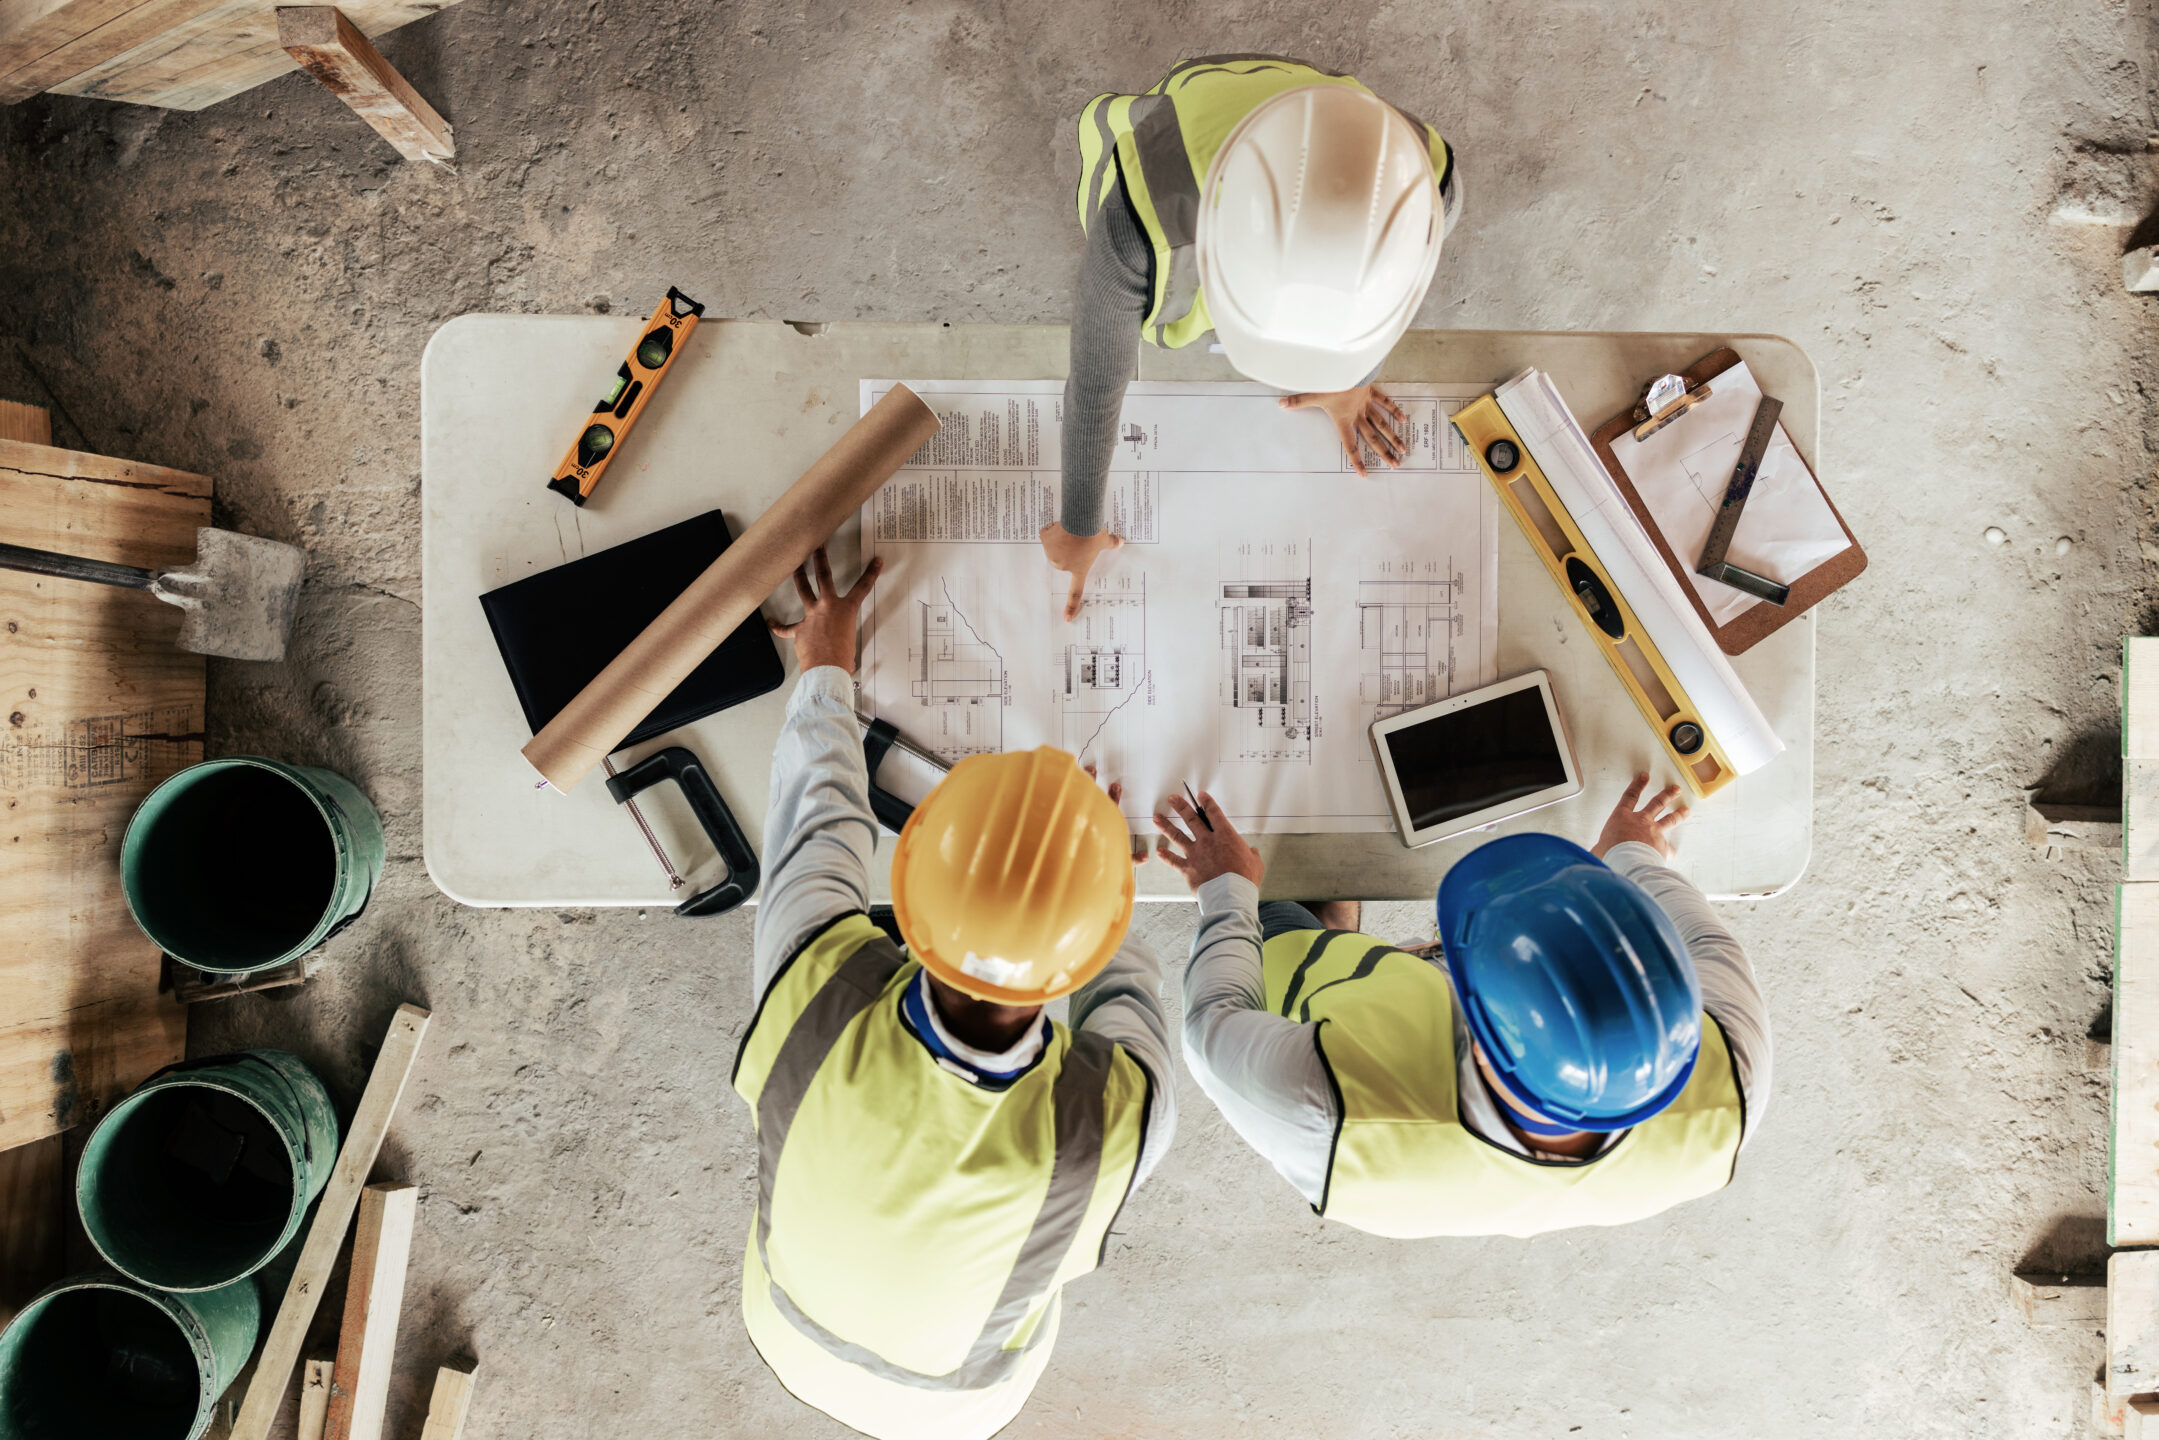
[0,527,307,661]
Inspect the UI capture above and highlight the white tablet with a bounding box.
[1368,671,1582,848]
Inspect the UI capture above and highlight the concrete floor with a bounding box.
[2,1,2152,1435]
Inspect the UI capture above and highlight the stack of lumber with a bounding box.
[226,1005,488,1440]
[0,0,459,110]
[200,1005,472,1440]
[0,412,201,1313]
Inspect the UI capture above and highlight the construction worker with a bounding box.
[1043,55,1461,618]
[737,545,1175,1440]
[1153,776,1770,1238]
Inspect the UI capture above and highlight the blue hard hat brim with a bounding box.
[1520,1043,1699,1132]
[1438,832,1698,1132]
[1437,833,1606,953]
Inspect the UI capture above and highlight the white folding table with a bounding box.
[422,320,1816,907]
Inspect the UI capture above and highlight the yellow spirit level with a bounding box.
[1455,391,1744,797]
[547,286,705,506]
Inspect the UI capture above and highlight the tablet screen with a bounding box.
[1382,686,1569,831]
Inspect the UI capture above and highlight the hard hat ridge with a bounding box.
[1197,83,1444,394]
[891,747,1136,1004]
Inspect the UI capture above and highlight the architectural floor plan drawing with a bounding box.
[1357,559,1470,727]
[1054,570,1150,772]
[858,379,1499,832]
[903,577,1005,759]
[1218,541,1315,765]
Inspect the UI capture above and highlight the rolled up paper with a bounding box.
[522,382,942,791]
[1495,369,1784,776]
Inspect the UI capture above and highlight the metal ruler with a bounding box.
[1694,395,1789,605]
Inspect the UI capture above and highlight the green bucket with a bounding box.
[0,1270,259,1440]
[121,756,383,976]
[76,1051,340,1293]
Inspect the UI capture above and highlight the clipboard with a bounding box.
[1589,347,1866,655]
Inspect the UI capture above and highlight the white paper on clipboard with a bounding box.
[1606,360,1850,625]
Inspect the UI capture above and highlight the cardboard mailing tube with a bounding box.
[521,383,942,791]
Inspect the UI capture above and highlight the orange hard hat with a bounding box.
[890,746,1136,1003]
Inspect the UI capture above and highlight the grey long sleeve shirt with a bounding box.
[1060,162,1463,538]
[1179,842,1772,1207]
[750,665,1177,1186]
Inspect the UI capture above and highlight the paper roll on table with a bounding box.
[522,383,942,791]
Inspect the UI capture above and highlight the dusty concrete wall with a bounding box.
[1,1,2153,1434]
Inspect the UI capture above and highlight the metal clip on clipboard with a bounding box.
[1630,371,1712,442]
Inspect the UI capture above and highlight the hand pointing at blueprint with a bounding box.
[857,379,1500,835]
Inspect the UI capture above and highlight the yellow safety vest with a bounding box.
[1260,928,1744,1240]
[1075,55,1456,350]
[732,913,1151,1440]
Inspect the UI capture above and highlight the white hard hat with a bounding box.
[1197,85,1443,394]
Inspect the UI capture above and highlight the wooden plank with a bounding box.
[323,1181,417,1440]
[0,0,224,103]
[0,438,204,1152]
[0,0,95,68]
[2115,1249,2159,1397]
[0,0,157,88]
[297,1358,333,1440]
[2011,1270,2109,1324]
[35,0,259,100]
[417,1362,477,1440]
[40,0,451,111]
[0,401,48,445]
[2133,640,2159,881]
[2131,764,2159,881]
[2132,638,2159,761]
[2131,1396,2159,1440]
[229,1003,430,1440]
[2119,886,2159,1245]
[0,1133,65,1323]
[277,6,449,163]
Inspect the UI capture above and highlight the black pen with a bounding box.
[1184,782,1215,832]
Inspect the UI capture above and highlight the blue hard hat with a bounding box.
[1437,833,1702,1132]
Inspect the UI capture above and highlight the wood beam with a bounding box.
[418,1363,478,1440]
[324,1181,418,1440]
[275,5,449,164]
[228,1004,430,1440]
[0,401,49,444]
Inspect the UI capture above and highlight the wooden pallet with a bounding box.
[0,0,459,111]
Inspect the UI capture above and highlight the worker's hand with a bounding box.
[1153,789,1265,891]
[769,547,881,676]
[1593,773,1688,861]
[1040,521,1125,621]
[1083,763,1146,866]
[1280,385,1407,478]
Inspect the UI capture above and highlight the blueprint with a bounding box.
[858,380,1499,834]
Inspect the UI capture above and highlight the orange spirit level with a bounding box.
[547,286,705,506]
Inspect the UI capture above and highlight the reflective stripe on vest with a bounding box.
[733,912,1147,1391]
[1259,928,1745,1240]
[1074,56,1456,350]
